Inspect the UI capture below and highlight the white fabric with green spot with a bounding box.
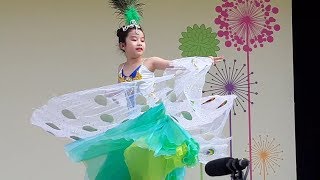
[31,56,236,163]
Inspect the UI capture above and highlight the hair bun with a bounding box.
[116,28,123,38]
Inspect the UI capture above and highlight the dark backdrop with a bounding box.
[293,0,318,179]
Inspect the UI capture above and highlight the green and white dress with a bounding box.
[31,57,236,180]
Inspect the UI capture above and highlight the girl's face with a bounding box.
[121,29,145,59]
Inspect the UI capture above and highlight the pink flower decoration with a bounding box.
[214,0,280,52]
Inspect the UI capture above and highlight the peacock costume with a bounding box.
[30,1,236,179]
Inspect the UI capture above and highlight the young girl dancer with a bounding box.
[31,1,236,179]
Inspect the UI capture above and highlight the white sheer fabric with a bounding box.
[31,57,236,163]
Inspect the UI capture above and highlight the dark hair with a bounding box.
[116,26,144,44]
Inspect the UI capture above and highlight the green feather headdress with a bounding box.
[109,0,144,27]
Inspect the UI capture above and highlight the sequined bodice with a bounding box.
[118,63,154,82]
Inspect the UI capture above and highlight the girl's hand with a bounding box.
[209,56,224,63]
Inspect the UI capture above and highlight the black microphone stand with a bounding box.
[226,158,248,180]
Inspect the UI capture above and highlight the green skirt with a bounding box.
[65,103,199,180]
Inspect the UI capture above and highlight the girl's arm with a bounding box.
[148,57,171,71]
[147,56,224,71]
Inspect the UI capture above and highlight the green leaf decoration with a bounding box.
[70,136,82,141]
[82,126,97,132]
[94,95,108,106]
[62,109,76,119]
[45,123,60,130]
[141,105,150,112]
[181,111,192,120]
[166,78,175,89]
[136,95,147,105]
[100,114,114,123]
[169,92,177,102]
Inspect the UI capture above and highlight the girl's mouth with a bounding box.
[136,48,143,51]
